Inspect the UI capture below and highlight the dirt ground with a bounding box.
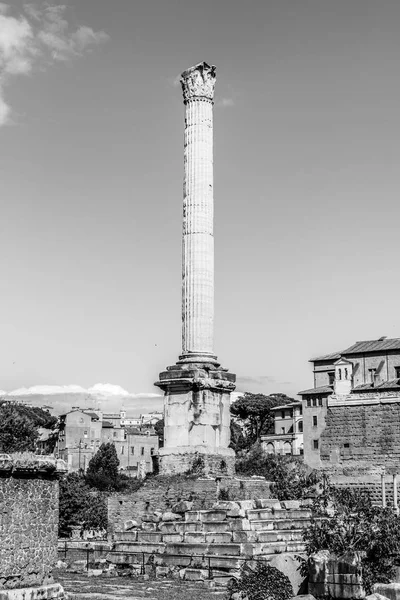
[57,572,227,600]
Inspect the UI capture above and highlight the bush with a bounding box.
[302,484,400,593]
[227,561,293,600]
[235,443,321,500]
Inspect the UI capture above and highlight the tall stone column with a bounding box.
[155,62,236,476]
[181,63,215,361]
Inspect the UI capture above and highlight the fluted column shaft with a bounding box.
[182,97,214,356]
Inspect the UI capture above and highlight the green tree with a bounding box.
[86,442,120,491]
[0,402,56,453]
[59,473,107,537]
[230,392,292,447]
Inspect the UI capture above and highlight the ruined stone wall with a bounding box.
[107,475,273,536]
[0,454,66,590]
[320,398,400,469]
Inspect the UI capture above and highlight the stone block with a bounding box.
[247,508,273,521]
[141,522,157,531]
[200,510,227,522]
[184,532,206,543]
[142,514,161,523]
[256,499,281,509]
[161,512,182,522]
[273,509,312,519]
[175,522,202,533]
[124,520,139,530]
[281,500,301,510]
[158,522,177,533]
[205,532,233,543]
[155,566,170,577]
[136,532,163,543]
[202,521,231,533]
[249,520,274,531]
[162,534,183,543]
[117,530,138,541]
[184,568,209,581]
[237,500,256,510]
[373,584,400,600]
[87,569,103,577]
[232,531,258,543]
[0,584,66,600]
[212,501,244,517]
[228,519,250,531]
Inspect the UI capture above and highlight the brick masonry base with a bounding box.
[158,448,236,476]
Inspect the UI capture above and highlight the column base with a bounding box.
[155,356,236,477]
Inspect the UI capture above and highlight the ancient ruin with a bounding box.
[155,62,236,475]
[0,453,67,600]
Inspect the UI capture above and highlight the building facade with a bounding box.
[56,408,159,476]
[261,401,304,456]
[299,337,400,469]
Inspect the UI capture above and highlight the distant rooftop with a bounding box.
[298,385,333,396]
[310,337,400,362]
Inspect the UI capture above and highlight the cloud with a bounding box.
[215,97,234,108]
[0,3,109,125]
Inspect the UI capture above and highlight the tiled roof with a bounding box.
[309,352,342,362]
[102,421,114,428]
[353,379,400,392]
[298,385,333,396]
[271,401,302,411]
[342,338,400,355]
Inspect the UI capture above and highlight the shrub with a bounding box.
[227,561,293,600]
[236,443,321,500]
[302,484,400,593]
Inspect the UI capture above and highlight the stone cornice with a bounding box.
[180,62,216,104]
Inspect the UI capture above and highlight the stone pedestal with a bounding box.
[156,359,236,475]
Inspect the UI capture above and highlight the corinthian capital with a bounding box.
[180,62,216,103]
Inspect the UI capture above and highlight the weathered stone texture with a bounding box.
[320,400,400,468]
[107,476,273,536]
[0,455,66,590]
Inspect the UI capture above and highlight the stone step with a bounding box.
[153,553,243,571]
[247,508,312,521]
[185,510,228,523]
[183,532,233,544]
[113,541,165,553]
[174,522,203,534]
[272,509,312,520]
[136,532,164,543]
[165,542,241,556]
[250,518,312,531]
[232,529,304,543]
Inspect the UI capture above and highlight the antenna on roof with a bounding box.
[378,336,387,341]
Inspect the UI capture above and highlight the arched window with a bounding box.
[338,369,342,380]
[345,368,348,379]
[298,421,303,433]
[284,442,292,455]
[267,443,274,455]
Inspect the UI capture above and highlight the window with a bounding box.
[318,397,323,407]
[338,369,342,380]
[313,440,319,450]
[395,367,400,379]
[344,368,348,379]
[307,399,311,408]
[313,415,318,427]
[312,398,317,407]
[131,447,135,455]
[344,442,350,448]
[281,411,285,419]
[141,447,144,456]
[369,368,376,383]
[281,427,285,434]
[299,407,303,415]
[328,371,335,385]
[84,430,88,438]
[121,446,124,454]
[298,421,303,433]
[150,448,155,455]
[113,432,117,437]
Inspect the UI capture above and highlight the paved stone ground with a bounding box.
[56,572,226,600]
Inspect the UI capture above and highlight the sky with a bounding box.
[1,0,400,412]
